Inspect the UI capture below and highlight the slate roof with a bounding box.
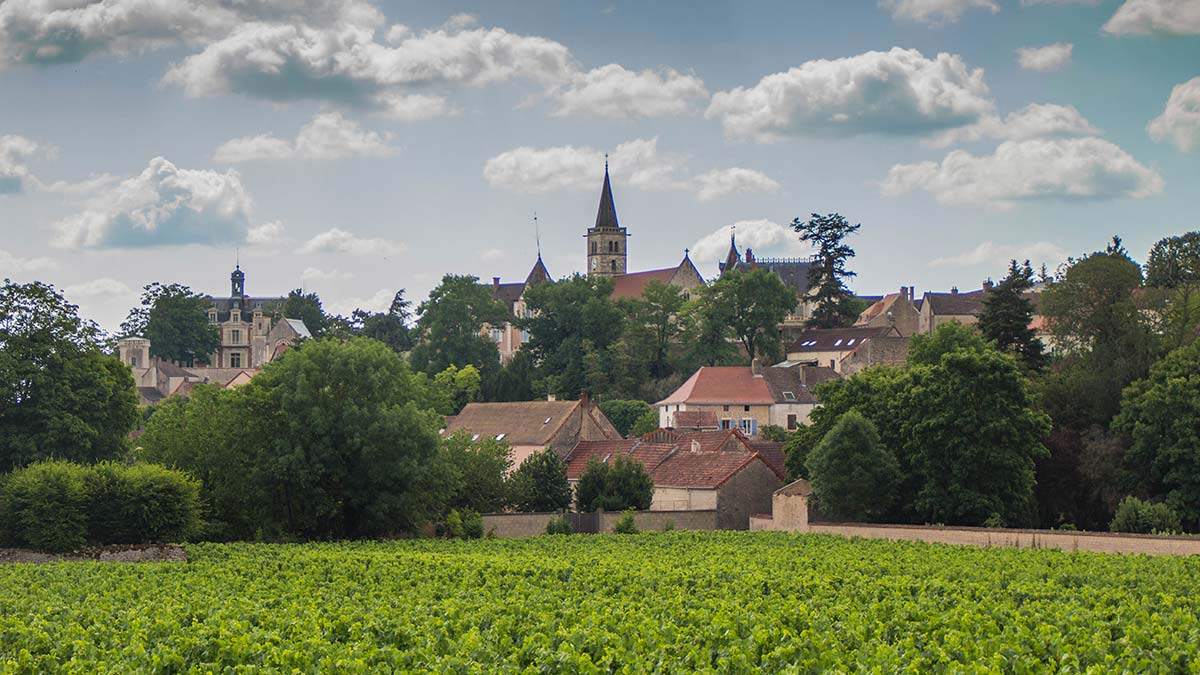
[207,296,285,323]
[283,318,312,339]
[489,257,553,315]
[137,386,165,404]
[593,164,621,231]
[923,290,987,317]
[753,259,818,296]
[786,326,899,353]
[446,400,583,446]
[656,366,815,406]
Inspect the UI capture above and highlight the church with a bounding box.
[487,163,705,362]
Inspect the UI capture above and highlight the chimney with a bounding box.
[579,391,590,409]
[547,393,557,402]
[983,279,994,292]
[746,248,756,265]
[899,285,907,300]
[751,357,762,377]
[492,276,500,289]
[950,286,959,295]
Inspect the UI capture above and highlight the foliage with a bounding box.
[1144,231,1200,349]
[121,282,221,365]
[629,409,661,437]
[545,515,573,535]
[520,275,625,400]
[438,431,512,515]
[0,280,138,472]
[1109,497,1182,534]
[429,364,482,415]
[486,349,536,402]
[978,260,1046,369]
[508,448,572,513]
[617,280,686,380]
[613,509,639,534]
[805,411,899,522]
[675,297,741,371]
[599,399,653,437]
[140,338,444,540]
[5,535,1200,671]
[0,460,201,552]
[758,425,790,442]
[575,455,654,513]
[907,321,988,366]
[698,268,796,361]
[354,290,414,353]
[1115,339,1200,527]
[410,274,507,380]
[793,212,861,329]
[280,289,332,338]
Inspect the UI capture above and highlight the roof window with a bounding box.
[495,433,506,442]
[543,417,551,425]
[471,434,480,442]
[783,391,796,400]
[834,339,843,346]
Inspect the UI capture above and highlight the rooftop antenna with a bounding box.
[534,212,541,258]
[235,247,240,270]
[604,152,609,171]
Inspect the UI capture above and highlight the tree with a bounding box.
[122,283,220,365]
[629,408,660,437]
[1,280,138,472]
[428,364,482,415]
[508,448,572,513]
[355,290,414,353]
[280,289,331,338]
[618,281,685,380]
[599,399,654,437]
[410,275,507,379]
[521,275,624,399]
[574,454,654,512]
[979,260,1045,369]
[805,411,899,522]
[487,350,536,402]
[676,297,740,371]
[1115,339,1200,528]
[1144,231,1200,349]
[792,212,861,328]
[438,431,512,515]
[699,268,795,362]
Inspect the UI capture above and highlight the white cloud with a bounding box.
[689,220,811,266]
[63,277,135,299]
[214,112,394,162]
[553,64,708,119]
[1148,77,1200,152]
[483,137,689,193]
[882,137,1164,207]
[929,103,1099,147]
[246,220,286,248]
[880,0,999,25]
[1103,0,1200,35]
[930,240,1069,267]
[327,287,395,316]
[298,227,405,256]
[301,266,352,282]
[694,168,781,202]
[1016,43,1073,72]
[1021,0,1100,5]
[705,48,993,142]
[374,93,450,121]
[0,134,41,194]
[0,247,57,273]
[51,157,255,249]
[481,248,506,262]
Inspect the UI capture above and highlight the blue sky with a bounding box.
[1,0,1197,332]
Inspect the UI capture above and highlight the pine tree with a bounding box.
[792,213,861,328]
[979,260,1046,369]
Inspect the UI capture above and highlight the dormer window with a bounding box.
[231,309,241,322]
[783,391,796,401]
[208,311,218,324]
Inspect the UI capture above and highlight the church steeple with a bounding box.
[586,158,629,277]
[719,226,741,275]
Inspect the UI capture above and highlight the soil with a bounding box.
[0,543,187,564]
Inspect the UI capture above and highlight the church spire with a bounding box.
[594,159,619,230]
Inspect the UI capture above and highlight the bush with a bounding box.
[545,515,573,535]
[508,449,572,513]
[0,461,89,552]
[1109,497,1182,534]
[599,400,654,437]
[613,509,639,534]
[575,454,654,513]
[0,461,202,552]
[805,411,900,522]
[445,509,464,538]
[759,425,790,442]
[629,409,660,437]
[461,509,483,539]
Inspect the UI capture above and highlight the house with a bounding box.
[719,232,820,325]
[443,395,621,469]
[784,326,902,374]
[204,264,290,369]
[917,283,991,334]
[564,428,786,529]
[856,286,920,336]
[119,337,267,405]
[655,360,817,435]
[485,255,552,363]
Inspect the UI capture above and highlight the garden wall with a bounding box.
[481,510,719,537]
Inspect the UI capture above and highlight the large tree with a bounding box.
[1144,231,1200,349]
[410,275,507,379]
[1,280,138,472]
[699,268,795,362]
[521,274,624,399]
[280,289,332,338]
[618,280,685,380]
[508,448,572,513]
[122,283,220,365]
[792,212,861,328]
[806,410,900,522]
[978,259,1045,369]
[574,454,654,512]
[354,290,414,353]
[438,431,512,515]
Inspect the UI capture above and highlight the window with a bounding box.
[520,329,530,343]
[782,391,796,401]
[231,329,241,344]
[491,328,503,343]
[230,352,242,368]
[743,405,750,412]
[720,419,733,430]
[723,405,729,412]
[738,418,758,435]
[231,310,240,322]
[208,311,217,324]
[591,241,597,254]
[833,339,842,346]
[787,414,798,430]
[830,359,836,369]
[610,260,616,272]
[130,355,139,367]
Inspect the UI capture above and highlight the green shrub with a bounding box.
[598,400,654,437]
[983,513,1007,529]
[0,461,202,552]
[575,455,654,513]
[0,461,89,552]
[1109,497,1182,534]
[545,515,573,535]
[445,509,464,538]
[461,510,483,539]
[614,509,639,534]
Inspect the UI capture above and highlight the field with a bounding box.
[2,533,1199,674]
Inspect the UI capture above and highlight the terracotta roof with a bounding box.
[446,400,582,446]
[857,292,908,324]
[565,429,784,489]
[786,326,898,353]
[749,441,787,477]
[923,290,987,317]
[610,268,677,300]
[673,410,720,429]
[657,367,775,406]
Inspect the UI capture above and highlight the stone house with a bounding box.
[205,265,290,369]
[784,326,902,374]
[917,284,991,334]
[443,395,621,469]
[856,286,920,336]
[486,255,551,363]
[655,361,817,435]
[564,428,786,529]
[118,337,266,405]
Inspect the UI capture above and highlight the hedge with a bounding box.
[0,460,202,552]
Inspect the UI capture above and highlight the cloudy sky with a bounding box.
[1,0,1197,332]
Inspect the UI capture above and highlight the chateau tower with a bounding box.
[230,264,245,310]
[585,161,628,277]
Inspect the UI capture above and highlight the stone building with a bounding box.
[204,265,290,369]
[443,395,621,469]
[917,284,990,334]
[784,325,902,374]
[856,286,921,336]
[487,255,552,363]
[655,361,818,435]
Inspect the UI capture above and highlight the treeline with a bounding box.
[788,234,1200,533]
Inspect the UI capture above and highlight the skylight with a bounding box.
[783,391,796,400]
[495,433,506,442]
[834,339,843,346]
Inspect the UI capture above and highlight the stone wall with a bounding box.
[481,510,719,537]
[481,512,564,538]
[596,510,718,533]
[810,523,1200,556]
[716,460,781,530]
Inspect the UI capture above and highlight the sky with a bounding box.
[1,0,1198,333]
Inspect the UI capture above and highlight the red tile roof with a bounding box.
[672,410,720,429]
[657,366,814,406]
[609,268,677,300]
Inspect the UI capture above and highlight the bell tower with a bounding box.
[586,159,628,277]
[230,263,245,310]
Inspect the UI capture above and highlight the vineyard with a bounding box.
[2,532,1199,673]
